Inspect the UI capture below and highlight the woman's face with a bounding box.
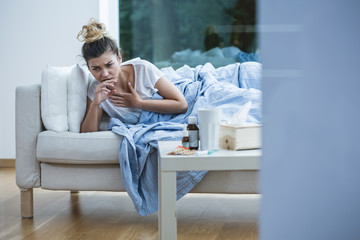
[88,51,122,83]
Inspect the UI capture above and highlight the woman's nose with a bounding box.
[102,69,109,77]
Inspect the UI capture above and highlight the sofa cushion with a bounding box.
[191,170,258,194]
[37,131,122,164]
[40,163,258,194]
[40,163,125,191]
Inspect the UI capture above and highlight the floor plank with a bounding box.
[0,168,260,240]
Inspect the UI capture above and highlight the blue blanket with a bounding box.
[108,62,262,216]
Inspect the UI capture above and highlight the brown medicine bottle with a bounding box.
[187,116,199,150]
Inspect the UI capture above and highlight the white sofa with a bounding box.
[15,83,259,218]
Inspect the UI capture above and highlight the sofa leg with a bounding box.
[21,188,34,219]
[70,191,79,194]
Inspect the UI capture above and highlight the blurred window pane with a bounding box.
[119,0,259,69]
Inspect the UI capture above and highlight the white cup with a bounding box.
[198,108,222,151]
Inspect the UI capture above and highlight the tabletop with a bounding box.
[158,141,261,171]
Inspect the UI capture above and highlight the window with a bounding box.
[119,0,258,69]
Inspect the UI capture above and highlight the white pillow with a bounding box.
[41,65,73,132]
[67,64,89,132]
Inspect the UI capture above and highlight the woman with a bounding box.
[77,19,188,133]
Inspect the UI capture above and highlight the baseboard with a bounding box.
[0,159,15,168]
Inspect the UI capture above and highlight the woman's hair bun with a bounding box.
[77,18,108,43]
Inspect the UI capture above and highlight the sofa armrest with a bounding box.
[16,84,44,189]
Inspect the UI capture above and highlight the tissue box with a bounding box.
[219,124,261,150]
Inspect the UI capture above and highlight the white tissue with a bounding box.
[231,101,252,126]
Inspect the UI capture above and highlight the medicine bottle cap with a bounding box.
[188,116,197,124]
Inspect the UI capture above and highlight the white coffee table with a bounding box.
[157,141,261,240]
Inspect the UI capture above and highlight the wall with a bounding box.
[260,1,360,239]
[0,0,120,159]
[100,0,119,43]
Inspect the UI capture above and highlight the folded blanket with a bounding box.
[108,62,262,216]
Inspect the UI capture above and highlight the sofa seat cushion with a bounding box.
[37,131,122,164]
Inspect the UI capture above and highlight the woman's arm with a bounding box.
[80,79,117,132]
[138,76,188,113]
[110,76,188,114]
[80,97,103,133]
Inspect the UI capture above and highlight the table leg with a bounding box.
[158,169,177,240]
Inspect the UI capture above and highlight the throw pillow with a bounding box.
[67,64,89,132]
[41,65,73,132]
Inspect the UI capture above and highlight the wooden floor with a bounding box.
[0,168,260,240]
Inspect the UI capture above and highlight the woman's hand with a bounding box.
[93,79,117,105]
[108,77,187,114]
[109,82,142,108]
